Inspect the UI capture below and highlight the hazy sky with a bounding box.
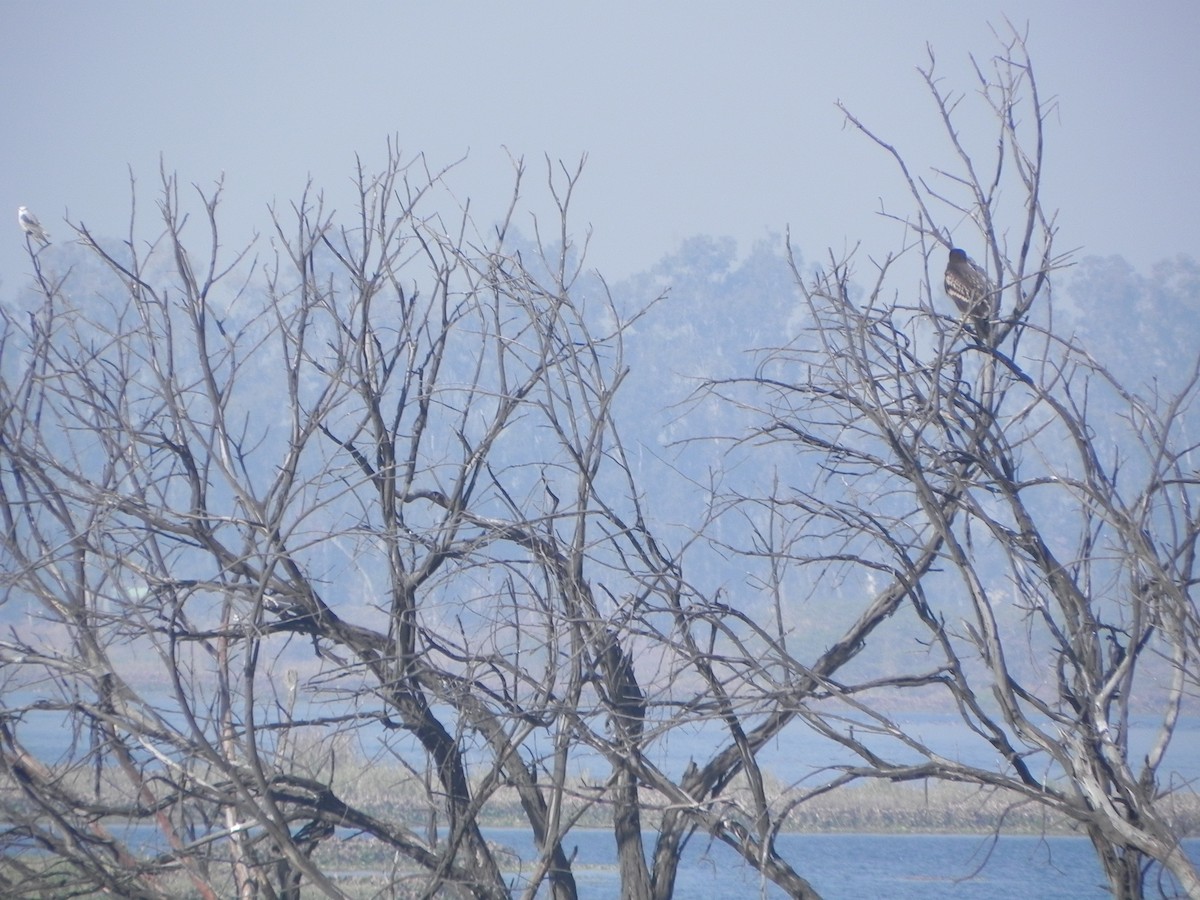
[3,2,1197,296]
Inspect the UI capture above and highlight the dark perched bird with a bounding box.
[944,248,996,341]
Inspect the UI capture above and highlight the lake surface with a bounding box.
[35,821,1200,897]
[489,829,1198,899]
[12,689,1199,786]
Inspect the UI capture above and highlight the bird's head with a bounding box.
[948,248,967,262]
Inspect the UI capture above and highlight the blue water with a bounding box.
[39,821,1199,897]
[13,689,1198,788]
[490,829,1196,899]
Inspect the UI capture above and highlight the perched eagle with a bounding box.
[17,206,50,247]
[944,248,995,341]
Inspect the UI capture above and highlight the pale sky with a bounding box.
[3,1,1197,297]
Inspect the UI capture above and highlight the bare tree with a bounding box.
[0,148,690,899]
[695,23,1200,900]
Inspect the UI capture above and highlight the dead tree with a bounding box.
[0,150,673,899]
[694,24,1199,900]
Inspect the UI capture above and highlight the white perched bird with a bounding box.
[17,206,50,246]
